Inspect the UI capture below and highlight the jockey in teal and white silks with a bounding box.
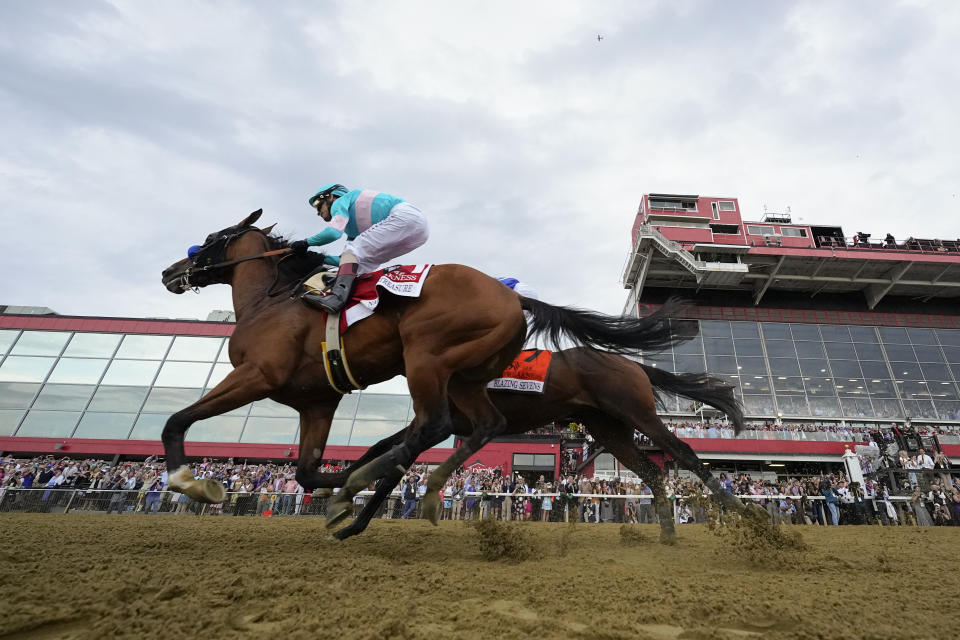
[291,183,429,313]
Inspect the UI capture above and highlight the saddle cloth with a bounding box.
[340,264,432,332]
[487,349,553,393]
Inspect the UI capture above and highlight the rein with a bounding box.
[194,248,291,273]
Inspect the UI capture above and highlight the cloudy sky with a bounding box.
[1,1,958,321]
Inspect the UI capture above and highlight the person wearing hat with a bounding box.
[290,183,429,313]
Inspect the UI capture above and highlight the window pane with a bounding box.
[866,379,896,397]
[934,400,960,421]
[16,410,80,437]
[795,342,826,359]
[10,331,71,356]
[733,339,763,357]
[706,355,737,373]
[0,409,25,436]
[790,324,821,341]
[534,454,556,467]
[804,378,836,396]
[829,360,862,378]
[773,377,805,394]
[890,362,922,380]
[101,360,161,386]
[760,323,790,340]
[166,336,224,361]
[859,361,891,379]
[836,379,868,397]
[871,398,902,418]
[878,327,909,344]
[249,398,298,418]
[913,345,944,363]
[218,343,232,362]
[241,417,298,443]
[643,354,673,371]
[327,419,353,445]
[116,335,171,359]
[929,381,959,401]
[799,359,830,376]
[808,396,841,418]
[88,386,149,412]
[907,328,938,345]
[74,413,136,439]
[333,394,359,420]
[897,380,934,400]
[703,338,734,355]
[205,363,234,388]
[46,358,109,384]
[849,326,879,343]
[186,415,245,442]
[819,326,851,342]
[740,376,771,393]
[854,343,884,360]
[354,394,411,421]
[348,420,408,446]
[32,384,94,410]
[824,342,857,359]
[731,322,759,339]
[514,454,534,467]
[129,414,169,440]
[63,333,121,357]
[674,337,703,355]
[777,395,809,416]
[674,355,706,373]
[920,362,950,380]
[936,329,960,347]
[764,341,796,358]
[0,330,20,354]
[736,357,768,374]
[143,388,202,412]
[742,395,775,416]
[700,321,731,338]
[0,382,40,408]
[769,358,800,376]
[0,356,55,382]
[883,344,916,362]
[840,397,873,418]
[154,361,212,387]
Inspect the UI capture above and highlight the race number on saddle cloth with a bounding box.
[487,349,553,393]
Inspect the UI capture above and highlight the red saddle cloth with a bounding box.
[340,264,432,332]
[487,349,553,393]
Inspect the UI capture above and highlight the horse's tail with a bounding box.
[520,296,695,355]
[638,364,745,435]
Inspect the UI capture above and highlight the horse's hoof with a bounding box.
[332,525,356,541]
[421,493,440,525]
[312,488,333,498]
[325,502,351,529]
[197,479,226,503]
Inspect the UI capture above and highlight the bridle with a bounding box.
[175,227,291,292]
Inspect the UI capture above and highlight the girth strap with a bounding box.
[322,310,365,395]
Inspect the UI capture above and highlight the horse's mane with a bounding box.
[262,232,329,290]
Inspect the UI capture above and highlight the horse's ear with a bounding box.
[261,223,276,235]
[238,209,263,227]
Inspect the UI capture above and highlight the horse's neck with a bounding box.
[229,240,278,322]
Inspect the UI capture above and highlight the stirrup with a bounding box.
[311,287,349,313]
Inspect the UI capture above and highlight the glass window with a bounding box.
[920,362,950,381]
[129,414,169,440]
[849,326,879,343]
[871,398,902,419]
[186,415,245,442]
[883,344,916,362]
[703,338,734,355]
[10,331,71,356]
[115,335,172,359]
[327,419,353,445]
[913,345,945,363]
[740,376,771,393]
[700,321,731,338]
[795,342,826,359]
[790,324,821,341]
[854,343,884,360]
[154,361,212,388]
[643,354,674,371]
[760,323,790,340]
[0,356,55,382]
[142,388,202,412]
[100,360,161,386]
[333,394,359,421]
[63,333,122,357]
[780,227,808,238]
[824,342,857,359]
[819,325,851,342]
[808,396,841,418]
[936,329,960,347]
[829,360,862,378]
[731,322,759,339]
[205,363,234,388]
[777,395,809,416]
[249,398,298,418]
[46,358,109,384]
[0,330,21,354]
[773,376,805,394]
[354,394,411,421]
[733,339,763,357]
[840,397,873,418]
[348,420,409,446]
[769,358,800,376]
[241,417,298,443]
[929,381,959,401]
[363,375,411,395]
[674,355,706,373]
[73,413,137,439]
[799,359,830,377]
[866,379,897,397]
[878,327,909,344]
[897,380,933,400]
[736,357,768,375]
[166,336,224,362]
[674,337,703,355]
[804,378,836,396]
[890,362,922,380]
[706,355,737,373]
[934,400,960,421]
[836,379,868,397]
[905,399,937,419]
[859,361,891,379]
[513,454,534,467]
[764,341,796,358]
[32,384,95,410]
[88,386,149,412]
[942,346,960,364]
[0,409,25,436]
[534,454,556,467]
[742,395,775,416]
[907,328,938,345]
[0,382,40,408]
[16,410,80,437]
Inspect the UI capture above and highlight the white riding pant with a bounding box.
[344,202,429,274]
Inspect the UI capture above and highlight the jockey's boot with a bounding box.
[309,261,358,314]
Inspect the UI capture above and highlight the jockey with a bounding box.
[290,183,429,313]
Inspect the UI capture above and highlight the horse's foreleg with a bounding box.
[163,362,273,503]
[298,422,409,492]
[331,471,404,540]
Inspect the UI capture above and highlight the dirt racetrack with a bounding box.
[1,514,956,640]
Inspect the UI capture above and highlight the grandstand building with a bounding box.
[2,192,958,483]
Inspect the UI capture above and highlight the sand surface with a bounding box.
[0,514,956,640]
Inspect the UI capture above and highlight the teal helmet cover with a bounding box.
[309,183,349,206]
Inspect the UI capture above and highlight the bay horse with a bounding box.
[314,347,755,542]
[159,211,695,507]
